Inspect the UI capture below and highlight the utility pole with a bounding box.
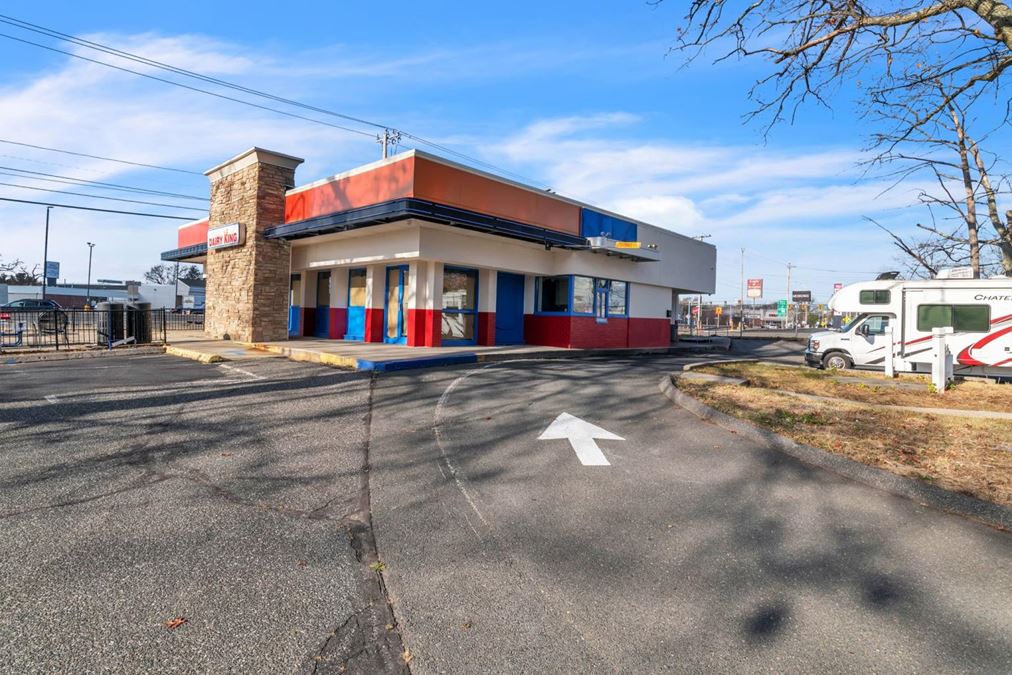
[86,242,95,307]
[785,262,794,333]
[42,206,52,300]
[690,234,712,337]
[174,261,180,309]
[378,129,402,159]
[739,247,745,337]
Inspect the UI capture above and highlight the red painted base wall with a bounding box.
[524,315,670,349]
[329,307,348,339]
[364,308,384,343]
[477,312,495,346]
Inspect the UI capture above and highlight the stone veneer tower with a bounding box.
[204,148,304,342]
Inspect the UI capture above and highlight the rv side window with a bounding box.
[916,304,991,332]
[859,290,890,305]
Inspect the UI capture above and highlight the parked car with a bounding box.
[1,299,61,310]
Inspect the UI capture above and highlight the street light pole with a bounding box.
[86,242,95,307]
[41,206,52,300]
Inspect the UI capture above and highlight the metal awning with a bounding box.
[265,198,588,248]
[161,243,207,263]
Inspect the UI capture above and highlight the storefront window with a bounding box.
[442,267,478,343]
[538,276,570,313]
[573,276,594,314]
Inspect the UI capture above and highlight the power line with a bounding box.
[0,137,202,175]
[0,165,208,201]
[0,15,547,187]
[0,181,206,212]
[0,31,381,139]
[0,195,196,220]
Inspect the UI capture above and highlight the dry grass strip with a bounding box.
[676,378,1012,507]
[695,362,1011,413]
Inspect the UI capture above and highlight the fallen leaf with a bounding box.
[402,649,412,665]
[368,561,386,573]
[164,617,188,631]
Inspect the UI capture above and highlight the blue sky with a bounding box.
[0,1,992,302]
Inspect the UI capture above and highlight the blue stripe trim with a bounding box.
[356,353,478,372]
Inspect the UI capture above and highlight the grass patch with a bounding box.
[676,378,1012,507]
[694,362,1011,413]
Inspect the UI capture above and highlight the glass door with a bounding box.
[595,278,609,323]
[384,266,408,344]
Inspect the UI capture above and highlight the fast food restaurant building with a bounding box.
[161,147,716,349]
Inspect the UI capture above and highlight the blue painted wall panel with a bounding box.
[580,209,637,242]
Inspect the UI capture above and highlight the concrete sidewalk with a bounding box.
[166,334,678,371]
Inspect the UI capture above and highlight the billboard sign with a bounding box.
[45,261,60,280]
[792,290,812,303]
[776,299,787,316]
[833,283,843,293]
[746,278,763,299]
[207,223,245,250]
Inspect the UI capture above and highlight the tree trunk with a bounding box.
[951,108,982,277]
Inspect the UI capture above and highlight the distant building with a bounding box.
[0,279,204,309]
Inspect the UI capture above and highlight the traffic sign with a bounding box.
[776,299,787,316]
[714,306,723,316]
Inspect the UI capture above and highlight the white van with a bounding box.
[805,275,1012,378]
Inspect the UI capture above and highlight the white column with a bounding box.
[302,270,317,308]
[478,268,497,313]
[331,268,348,310]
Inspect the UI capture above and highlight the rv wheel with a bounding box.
[823,353,852,370]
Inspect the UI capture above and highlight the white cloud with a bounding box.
[0,33,383,281]
[488,113,932,299]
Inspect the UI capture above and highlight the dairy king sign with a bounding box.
[207,223,244,250]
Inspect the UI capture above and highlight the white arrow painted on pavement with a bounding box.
[538,413,624,466]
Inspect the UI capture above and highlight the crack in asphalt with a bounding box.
[309,373,410,675]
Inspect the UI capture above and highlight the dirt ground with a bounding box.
[676,374,1012,508]
[694,362,1012,413]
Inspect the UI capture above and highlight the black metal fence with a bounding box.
[0,307,195,352]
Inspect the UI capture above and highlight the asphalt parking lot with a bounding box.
[0,355,404,673]
[2,346,1010,673]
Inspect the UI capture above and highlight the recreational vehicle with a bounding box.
[804,275,1012,378]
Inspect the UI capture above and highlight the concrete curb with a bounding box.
[250,343,358,369]
[659,374,1012,531]
[164,345,226,364]
[249,343,683,373]
[2,345,166,364]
